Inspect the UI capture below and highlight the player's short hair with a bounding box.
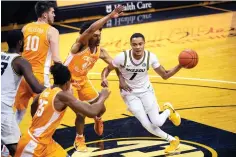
[80,21,103,34]
[50,63,71,85]
[35,1,55,18]
[7,30,23,49]
[130,33,145,42]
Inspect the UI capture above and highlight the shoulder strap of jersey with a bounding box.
[123,50,127,67]
[147,51,150,70]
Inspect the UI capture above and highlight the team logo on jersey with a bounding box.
[142,63,146,67]
[69,137,217,157]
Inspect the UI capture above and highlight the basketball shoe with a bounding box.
[163,102,181,126]
[74,136,87,152]
[164,136,180,153]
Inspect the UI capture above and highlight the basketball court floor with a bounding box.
[1,3,236,157]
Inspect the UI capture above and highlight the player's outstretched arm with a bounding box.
[100,48,125,85]
[154,65,182,80]
[13,57,45,93]
[101,64,115,87]
[58,88,111,118]
[71,6,124,54]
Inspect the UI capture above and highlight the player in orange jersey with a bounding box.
[15,63,110,157]
[14,1,62,124]
[64,5,124,152]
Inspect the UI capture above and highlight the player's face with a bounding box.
[89,30,101,46]
[47,8,55,24]
[130,37,145,56]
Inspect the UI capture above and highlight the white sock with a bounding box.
[16,109,26,125]
[95,116,101,120]
[76,134,83,137]
[165,134,176,142]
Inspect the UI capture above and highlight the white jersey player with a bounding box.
[1,30,45,156]
[101,33,183,153]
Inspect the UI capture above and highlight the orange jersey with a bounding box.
[23,22,52,75]
[64,46,100,86]
[29,87,66,144]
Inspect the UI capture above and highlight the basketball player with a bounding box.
[14,1,61,124]
[64,5,124,151]
[15,63,111,157]
[101,33,182,153]
[1,30,45,156]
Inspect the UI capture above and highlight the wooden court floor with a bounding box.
[1,11,236,157]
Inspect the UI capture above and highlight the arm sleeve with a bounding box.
[112,52,125,68]
[150,53,161,69]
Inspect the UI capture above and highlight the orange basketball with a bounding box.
[178,49,198,69]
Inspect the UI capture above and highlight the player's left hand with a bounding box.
[119,79,132,92]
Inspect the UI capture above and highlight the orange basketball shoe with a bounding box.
[74,135,87,152]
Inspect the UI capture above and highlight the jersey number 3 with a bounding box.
[36,99,48,117]
[26,35,40,51]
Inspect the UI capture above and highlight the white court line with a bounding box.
[88,72,236,85]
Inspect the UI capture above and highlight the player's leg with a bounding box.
[85,81,104,136]
[122,94,180,153]
[14,78,33,124]
[140,88,170,127]
[142,85,181,126]
[74,80,100,152]
[141,86,181,153]
[15,134,42,157]
[1,102,21,156]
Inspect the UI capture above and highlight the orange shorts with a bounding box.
[15,133,67,157]
[72,79,99,102]
[14,73,50,110]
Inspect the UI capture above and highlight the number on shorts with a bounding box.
[36,99,48,117]
[129,73,137,80]
[25,35,40,51]
[1,62,8,75]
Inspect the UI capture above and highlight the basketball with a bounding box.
[178,49,198,69]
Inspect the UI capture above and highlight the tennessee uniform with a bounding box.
[64,46,100,102]
[15,87,67,157]
[14,22,52,111]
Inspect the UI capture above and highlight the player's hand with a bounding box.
[100,88,111,99]
[101,78,109,87]
[119,79,132,92]
[109,5,124,18]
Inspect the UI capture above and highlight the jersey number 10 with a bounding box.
[26,35,40,51]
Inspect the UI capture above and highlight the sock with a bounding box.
[166,134,175,142]
[95,116,101,120]
[164,109,171,117]
[76,134,83,137]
